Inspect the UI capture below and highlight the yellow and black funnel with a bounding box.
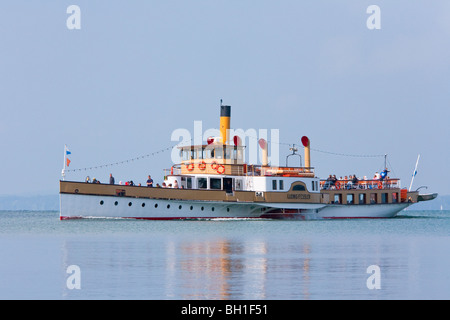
[220,104,231,144]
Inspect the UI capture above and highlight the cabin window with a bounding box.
[311,181,315,191]
[191,149,201,160]
[214,147,223,159]
[359,193,366,205]
[392,192,398,203]
[182,176,192,189]
[347,194,354,205]
[198,178,207,189]
[225,147,232,159]
[334,194,342,204]
[182,149,190,161]
[315,181,319,191]
[272,180,277,190]
[236,147,244,163]
[205,148,213,159]
[235,179,242,191]
[210,178,222,190]
[279,180,284,190]
[381,193,388,203]
[370,193,378,204]
[292,184,306,191]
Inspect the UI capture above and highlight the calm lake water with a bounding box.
[0,210,449,300]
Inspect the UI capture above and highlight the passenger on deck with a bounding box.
[324,175,333,189]
[352,174,359,188]
[346,175,353,189]
[174,180,179,189]
[147,175,153,187]
[332,175,338,186]
[380,168,389,181]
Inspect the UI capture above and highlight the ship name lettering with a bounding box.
[287,194,311,200]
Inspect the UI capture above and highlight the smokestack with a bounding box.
[259,138,268,167]
[220,104,231,144]
[301,136,310,169]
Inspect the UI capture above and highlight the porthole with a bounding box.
[128,202,132,207]
[100,200,104,205]
[114,201,118,206]
[212,207,215,211]
[179,205,182,210]
[167,204,171,209]
[154,203,158,208]
[201,206,204,211]
[227,208,230,212]
[142,203,146,207]
[190,206,193,210]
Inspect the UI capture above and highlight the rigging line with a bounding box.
[65,144,178,173]
[308,147,385,158]
[65,133,208,173]
[66,134,384,173]
[243,134,385,157]
[386,158,397,178]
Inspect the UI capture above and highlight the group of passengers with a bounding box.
[323,174,359,190]
[84,173,185,189]
[323,168,390,190]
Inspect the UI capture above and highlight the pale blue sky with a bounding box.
[0,1,449,196]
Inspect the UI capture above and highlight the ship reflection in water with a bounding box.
[170,239,313,300]
[59,227,440,300]
[61,236,316,300]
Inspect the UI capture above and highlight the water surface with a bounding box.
[0,210,449,299]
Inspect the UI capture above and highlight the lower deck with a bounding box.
[60,180,418,207]
[321,188,414,205]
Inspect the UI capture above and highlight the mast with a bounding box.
[409,154,420,192]
[62,144,67,181]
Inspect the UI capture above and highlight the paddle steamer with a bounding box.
[59,105,437,220]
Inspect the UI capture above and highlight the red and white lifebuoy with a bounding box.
[198,161,206,170]
[216,164,225,174]
[211,161,219,170]
[186,162,195,171]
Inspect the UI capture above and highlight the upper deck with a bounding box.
[175,143,315,178]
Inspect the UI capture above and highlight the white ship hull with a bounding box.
[60,193,410,220]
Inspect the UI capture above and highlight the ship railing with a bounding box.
[164,165,182,177]
[165,163,315,177]
[320,179,401,190]
[248,165,315,177]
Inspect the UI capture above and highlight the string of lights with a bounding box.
[65,134,385,173]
